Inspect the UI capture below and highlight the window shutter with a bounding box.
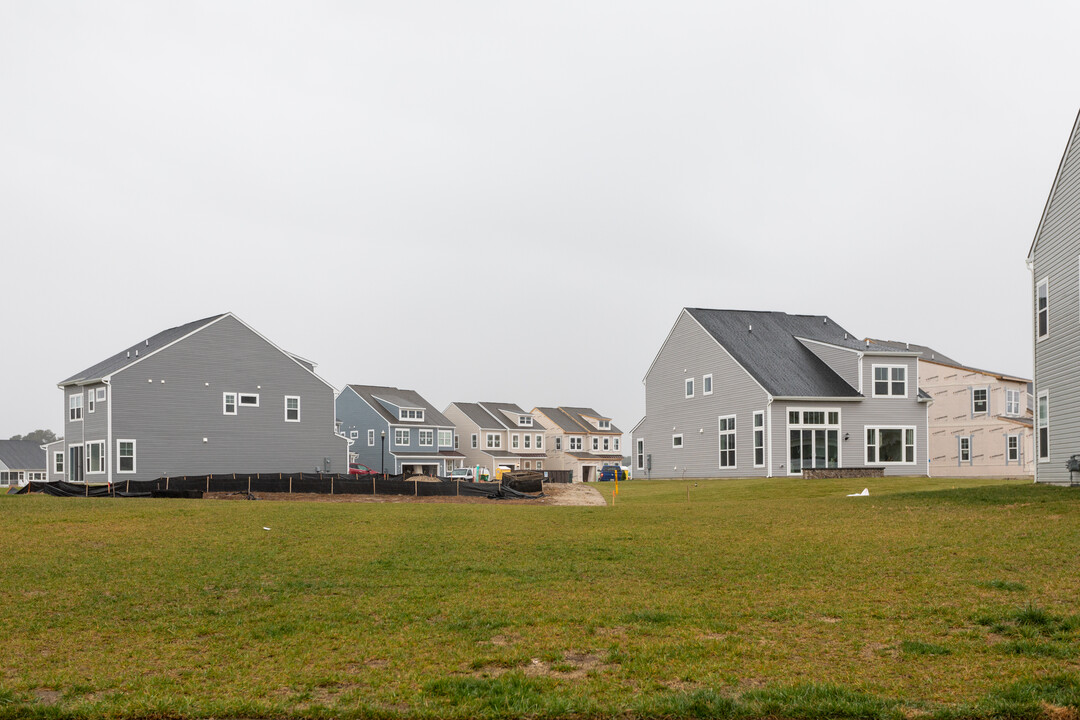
[957,436,962,467]
[969,386,974,418]
[968,435,974,465]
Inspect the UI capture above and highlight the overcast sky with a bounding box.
[3,1,1078,441]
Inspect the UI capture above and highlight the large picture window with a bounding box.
[866,427,915,464]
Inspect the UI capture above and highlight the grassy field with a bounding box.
[1,475,1079,719]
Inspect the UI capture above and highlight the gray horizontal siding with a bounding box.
[1033,115,1080,483]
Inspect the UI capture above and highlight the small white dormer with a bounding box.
[399,407,424,422]
[598,419,611,430]
[517,415,533,427]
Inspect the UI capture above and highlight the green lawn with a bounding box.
[1,475,1079,719]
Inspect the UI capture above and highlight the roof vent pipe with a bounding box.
[865,339,869,348]
[906,342,910,350]
[126,351,130,358]
[748,324,752,332]
[844,332,847,340]
[135,349,139,357]
[823,317,827,324]
[145,340,149,346]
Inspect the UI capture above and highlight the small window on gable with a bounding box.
[672,434,683,448]
[239,393,259,407]
[598,419,610,430]
[685,378,694,398]
[703,374,713,395]
[518,415,533,427]
[223,393,237,415]
[368,429,375,446]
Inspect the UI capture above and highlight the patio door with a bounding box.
[68,445,84,483]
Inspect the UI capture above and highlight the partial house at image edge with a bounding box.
[1028,106,1080,484]
[0,440,46,487]
[632,308,930,479]
[55,313,348,483]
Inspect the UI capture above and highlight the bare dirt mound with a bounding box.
[540,483,607,507]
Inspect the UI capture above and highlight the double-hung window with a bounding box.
[419,429,433,447]
[1005,389,1021,416]
[535,434,543,449]
[285,396,300,422]
[972,388,988,415]
[1038,391,1049,460]
[612,437,618,451]
[524,434,532,449]
[753,411,765,467]
[592,437,599,451]
[438,430,453,448]
[368,429,375,446]
[471,434,478,449]
[69,394,83,421]
[395,428,410,446]
[685,378,694,398]
[1006,435,1020,463]
[88,390,96,413]
[54,452,64,475]
[872,365,906,397]
[117,440,136,473]
[1037,277,1048,340]
[223,393,237,415]
[719,415,736,468]
[85,441,105,474]
[512,434,520,449]
[636,439,644,469]
[959,436,971,464]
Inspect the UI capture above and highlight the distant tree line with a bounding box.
[8,429,61,444]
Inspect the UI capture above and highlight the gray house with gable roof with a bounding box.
[337,385,464,476]
[57,313,348,483]
[632,308,930,479]
[0,440,46,487]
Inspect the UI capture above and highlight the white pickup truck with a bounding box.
[450,467,491,482]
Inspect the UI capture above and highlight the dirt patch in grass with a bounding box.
[33,689,61,705]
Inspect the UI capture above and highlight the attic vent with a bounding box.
[844,332,847,340]
[823,317,827,324]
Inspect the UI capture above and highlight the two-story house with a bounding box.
[532,406,623,482]
[1028,106,1080,484]
[868,340,1033,477]
[56,313,348,483]
[632,308,930,479]
[337,385,463,476]
[443,402,547,472]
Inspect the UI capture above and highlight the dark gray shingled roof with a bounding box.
[478,402,547,431]
[60,314,228,385]
[0,440,46,470]
[450,402,507,430]
[350,385,455,428]
[685,308,882,398]
[535,407,588,433]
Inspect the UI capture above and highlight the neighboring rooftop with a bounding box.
[866,339,1030,383]
[449,402,507,430]
[478,402,547,431]
[535,407,622,434]
[0,440,46,470]
[348,385,455,427]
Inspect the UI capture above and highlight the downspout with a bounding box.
[105,379,112,484]
[1027,256,1037,483]
[766,396,774,478]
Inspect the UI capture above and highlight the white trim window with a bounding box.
[959,436,971,464]
[602,437,609,451]
[223,392,237,415]
[972,388,988,415]
[285,396,300,422]
[395,428,410,446]
[512,434,520,449]
[419,429,433,447]
[592,437,600,451]
[866,426,916,464]
[719,415,736,468]
[569,436,582,450]
[54,451,64,475]
[88,390,96,413]
[613,437,619,451]
[117,439,136,473]
[239,393,259,407]
[69,393,83,421]
[636,439,644,470]
[517,415,533,427]
[1005,389,1021,416]
[85,441,105,474]
[438,429,453,448]
[1006,434,1020,464]
[672,434,684,449]
[753,411,765,468]
[555,437,562,451]
[349,430,359,440]
[872,365,907,397]
[369,429,377,445]
[1038,391,1049,461]
[399,408,424,422]
[96,387,106,402]
[1037,277,1049,340]
[524,434,532,449]
[685,378,694,398]
[471,433,478,449]
[536,460,542,470]
[704,374,713,396]
[486,433,501,449]
[598,419,611,430]
[535,434,543,449]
